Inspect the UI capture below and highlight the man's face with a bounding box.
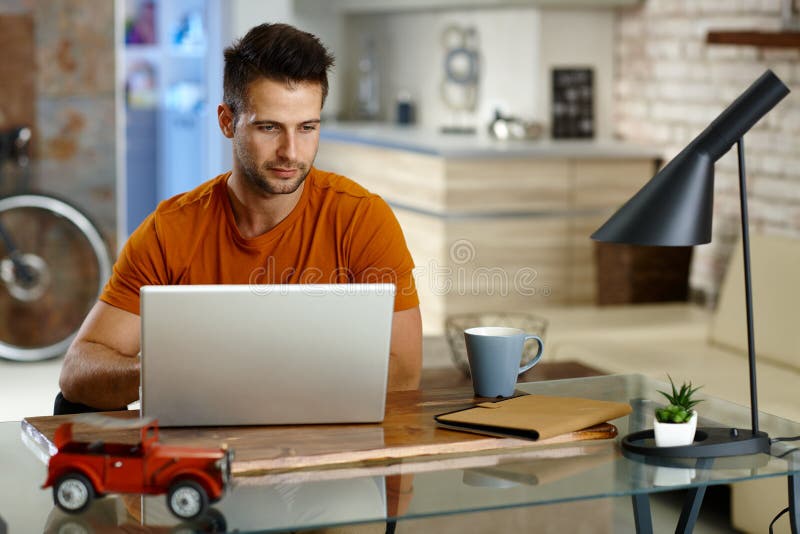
[225,78,323,196]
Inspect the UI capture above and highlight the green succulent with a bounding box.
[655,375,702,424]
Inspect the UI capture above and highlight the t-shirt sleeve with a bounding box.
[99,213,169,315]
[348,197,419,312]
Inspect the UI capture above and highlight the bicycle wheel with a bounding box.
[0,194,112,361]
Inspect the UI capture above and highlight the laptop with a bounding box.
[140,284,395,426]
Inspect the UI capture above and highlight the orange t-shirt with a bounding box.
[101,168,419,314]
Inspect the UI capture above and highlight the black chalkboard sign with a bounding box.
[552,68,594,139]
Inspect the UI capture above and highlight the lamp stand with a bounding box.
[621,137,771,458]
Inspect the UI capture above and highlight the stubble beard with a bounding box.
[235,141,313,196]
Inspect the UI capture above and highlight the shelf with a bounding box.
[706,30,800,48]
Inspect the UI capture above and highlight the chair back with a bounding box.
[709,233,800,369]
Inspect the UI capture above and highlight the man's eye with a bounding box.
[260,124,276,132]
[301,124,317,132]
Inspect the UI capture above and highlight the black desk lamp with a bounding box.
[593,70,790,458]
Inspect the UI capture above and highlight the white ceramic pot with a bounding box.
[653,412,697,447]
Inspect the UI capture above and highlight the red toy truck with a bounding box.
[43,414,233,520]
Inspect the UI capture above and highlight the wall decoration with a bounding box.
[551,67,594,139]
[440,24,480,134]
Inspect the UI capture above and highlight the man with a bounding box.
[59,23,422,411]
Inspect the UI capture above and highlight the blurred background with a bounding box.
[1,0,798,304]
[2,0,800,409]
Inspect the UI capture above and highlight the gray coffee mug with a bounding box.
[464,326,544,397]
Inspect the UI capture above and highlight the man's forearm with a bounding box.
[60,341,140,410]
[387,307,423,391]
[387,350,422,391]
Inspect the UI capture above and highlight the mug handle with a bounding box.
[518,335,544,375]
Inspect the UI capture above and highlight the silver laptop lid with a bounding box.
[140,284,395,426]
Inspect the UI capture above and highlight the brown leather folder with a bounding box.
[435,394,633,440]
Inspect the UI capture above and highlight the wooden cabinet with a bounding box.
[316,136,658,334]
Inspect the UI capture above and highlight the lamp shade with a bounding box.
[592,70,790,246]
[592,149,714,246]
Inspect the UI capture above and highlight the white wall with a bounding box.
[226,0,346,120]
[539,9,615,140]
[341,7,615,136]
[344,8,541,131]
[228,0,294,34]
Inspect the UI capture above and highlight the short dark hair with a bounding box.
[223,23,334,118]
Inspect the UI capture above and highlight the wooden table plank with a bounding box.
[22,381,617,478]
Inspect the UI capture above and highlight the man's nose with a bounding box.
[276,131,297,161]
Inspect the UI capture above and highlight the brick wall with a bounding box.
[614,0,800,304]
[0,0,116,248]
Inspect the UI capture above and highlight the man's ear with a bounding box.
[218,104,235,139]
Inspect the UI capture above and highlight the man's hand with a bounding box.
[387,306,422,391]
[59,301,141,410]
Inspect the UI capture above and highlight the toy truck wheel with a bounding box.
[53,473,94,514]
[167,479,208,520]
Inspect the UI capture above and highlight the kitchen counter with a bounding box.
[320,121,662,160]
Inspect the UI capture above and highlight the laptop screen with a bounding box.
[140,284,395,426]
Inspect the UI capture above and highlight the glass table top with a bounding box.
[3,374,799,532]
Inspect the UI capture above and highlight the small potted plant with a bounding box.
[654,376,702,447]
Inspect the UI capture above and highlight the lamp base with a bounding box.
[622,427,770,458]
